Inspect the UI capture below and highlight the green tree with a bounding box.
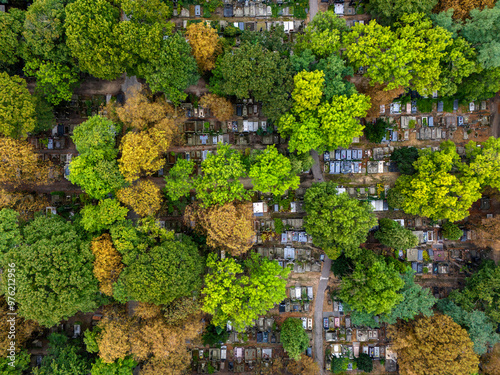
[289,152,315,175]
[281,318,309,361]
[249,146,300,196]
[364,118,388,144]
[91,357,137,375]
[391,146,419,175]
[24,60,80,105]
[348,308,380,328]
[382,270,437,324]
[355,353,373,373]
[210,42,293,121]
[442,221,463,240]
[294,10,347,58]
[463,137,500,190]
[304,182,377,260]
[33,94,56,134]
[164,159,194,202]
[461,3,500,69]
[0,73,36,139]
[69,116,124,199]
[393,141,482,222]
[279,92,370,154]
[367,0,438,25]
[201,324,230,347]
[0,349,30,375]
[331,252,354,278]
[69,156,126,200]
[437,299,500,355]
[81,199,128,233]
[23,0,70,63]
[0,8,25,69]
[65,0,126,79]
[345,14,452,95]
[202,253,290,331]
[438,37,479,97]
[195,145,250,207]
[449,260,500,323]
[139,32,199,104]
[5,216,98,327]
[331,355,349,373]
[72,116,118,157]
[0,208,21,264]
[375,218,419,250]
[119,236,203,305]
[340,257,405,315]
[33,333,91,375]
[317,54,356,99]
[457,66,500,101]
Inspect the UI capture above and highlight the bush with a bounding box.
[390,146,419,175]
[331,355,349,373]
[202,324,230,347]
[274,218,284,234]
[356,353,373,373]
[442,221,463,240]
[364,118,388,143]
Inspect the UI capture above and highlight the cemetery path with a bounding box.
[309,0,319,21]
[313,255,331,374]
[310,150,325,183]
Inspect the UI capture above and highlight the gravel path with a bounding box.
[314,256,331,374]
[309,0,319,22]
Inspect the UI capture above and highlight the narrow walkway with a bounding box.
[310,150,325,183]
[308,0,319,22]
[314,255,331,374]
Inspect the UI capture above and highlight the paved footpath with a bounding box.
[308,0,319,22]
[314,256,331,374]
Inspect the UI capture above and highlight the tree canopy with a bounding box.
[388,314,479,375]
[382,270,437,324]
[281,318,309,361]
[367,0,438,25]
[210,42,293,121]
[437,299,499,355]
[340,257,405,315]
[304,182,377,259]
[139,32,199,104]
[0,73,36,139]
[195,145,250,207]
[118,236,203,305]
[249,146,300,196]
[7,216,98,327]
[375,218,419,250]
[80,199,128,233]
[393,141,481,222]
[202,253,290,331]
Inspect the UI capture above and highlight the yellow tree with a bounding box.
[0,137,50,187]
[0,189,48,221]
[199,93,233,121]
[118,130,168,182]
[185,202,255,256]
[388,314,479,375]
[117,180,162,217]
[186,22,220,71]
[95,305,202,375]
[115,88,178,132]
[91,234,124,296]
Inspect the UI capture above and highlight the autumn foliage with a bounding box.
[435,0,496,20]
[185,202,255,256]
[0,189,48,221]
[94,306,202,375]
[388,314,479,375]
[0,137,50,187]
[186,22,220,71]
[91,234,124,296]
[117,180,162,217]
[199,93,233,121]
